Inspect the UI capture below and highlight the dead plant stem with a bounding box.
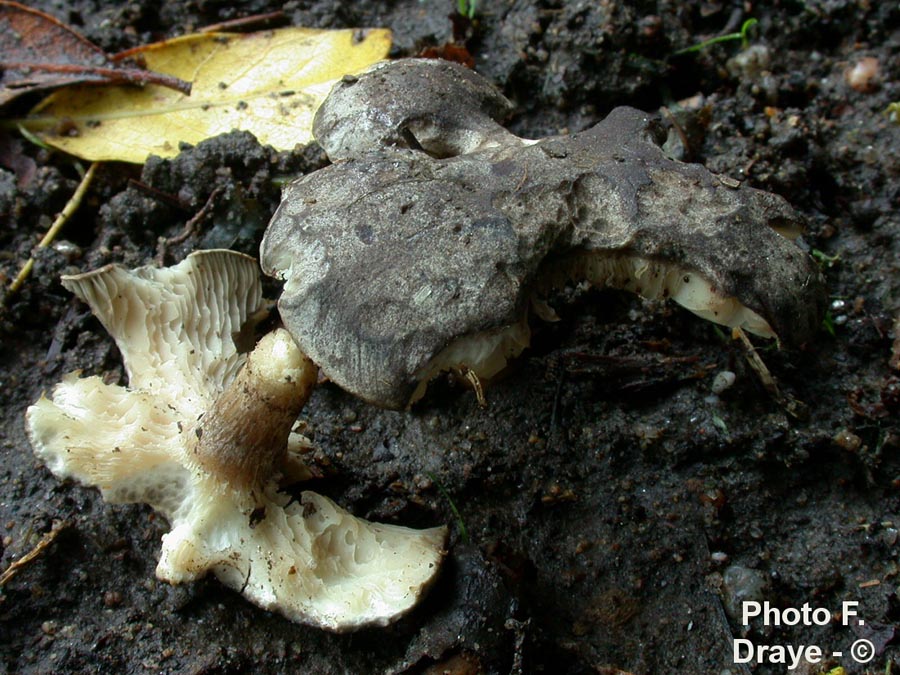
[4,161,99,305]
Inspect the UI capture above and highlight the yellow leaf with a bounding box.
[22,27,392,163]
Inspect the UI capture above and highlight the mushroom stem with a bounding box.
[193,328,317,491]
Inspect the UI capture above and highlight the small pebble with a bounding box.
[727,44,771,81]
[722,564,769,621]
[833,429,862,452]
[711,370,736,394]
[845,56,880,92]
[51,240,83,261]
[103,590,123,608]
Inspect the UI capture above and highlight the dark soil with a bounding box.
[1,1,899,674]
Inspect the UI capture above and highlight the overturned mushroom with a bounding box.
[262,59,826,409]
[26,250,446,630]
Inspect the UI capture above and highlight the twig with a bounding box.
[4,161,99,305]
[463,367,488,408]
[890,314,900,371]
[697,526,755,675]
[660,106,691,158]
[200,10,288,33]
[713,593,754,675]
[734,327,779,397]
[547,364,566,455]
[127,178,185,210]
[155,186,223,266]
[1,61,191,95]
[733,327,806,418]
[504,615,530,674]
[0,520,67,587]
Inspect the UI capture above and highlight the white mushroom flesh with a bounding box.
[410,317,531,404]
[558,253,774,338]
[26,250,446,631]
[410,253,772,405]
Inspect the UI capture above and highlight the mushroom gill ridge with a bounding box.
[26,251,447,630]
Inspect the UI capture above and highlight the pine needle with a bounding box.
[0,520,67,587]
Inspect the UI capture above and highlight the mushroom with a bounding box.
[314,60,520,160]
[261,59,826,409]
[26,250,446,630]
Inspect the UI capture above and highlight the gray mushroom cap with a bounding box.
[313,59,517,160]
[262,59,826,409]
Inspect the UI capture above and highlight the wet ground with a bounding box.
[1,1,899,674]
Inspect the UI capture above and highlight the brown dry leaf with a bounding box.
[0,130,37,188]
[0,0,189,107]
[0,0,107,105]
[20,26,392,163]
